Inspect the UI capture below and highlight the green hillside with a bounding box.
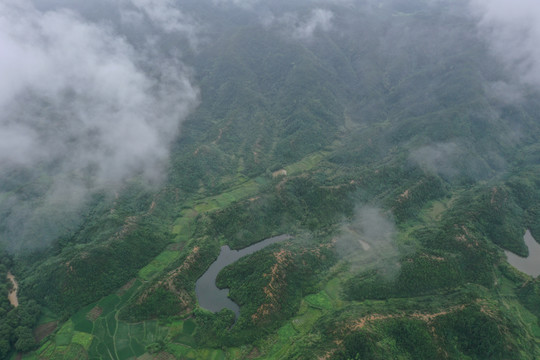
[1,0,540,359]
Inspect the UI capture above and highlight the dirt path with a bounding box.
[7,271,18,307]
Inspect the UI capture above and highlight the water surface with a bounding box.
[505,230,540,277]
[195,234,290,318]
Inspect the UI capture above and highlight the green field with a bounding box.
[138,250,180,281]
[192,178,261,213]
[284,151,328,175]
[304,291,334,311]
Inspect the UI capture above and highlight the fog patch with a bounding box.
[469,0,540,90]
[262,8,334,41]
[212,0,261,9]
[336,206,401,278]
[409,142,461,178]
[484,80,525,104]
[290,8,334,40]
[121,0,201,49]
[410,139,508,181]
[0,0,199,251]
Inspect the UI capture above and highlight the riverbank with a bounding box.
[195,234,291,318]
[505,230,540,277]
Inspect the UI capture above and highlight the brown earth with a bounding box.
[86,306,103,321]
[251,249,292,323]
[137,246,201,312]
[272,169,287,178]
[7,271,18,307]
[153,352,176,360]
[399,189,410,200]
[34,321,58,342]
[247,347,261,359]
[117,278,136,296]
[347,304,468,332]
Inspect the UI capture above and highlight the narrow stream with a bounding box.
[7,271,19,307]
[505,230,540,277]
[195,234,290,318]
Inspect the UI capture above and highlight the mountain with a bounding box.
[1,0,540,359]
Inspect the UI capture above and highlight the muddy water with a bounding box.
[505,230,540,277]
[195,234,290,319]
[7,271,18,307]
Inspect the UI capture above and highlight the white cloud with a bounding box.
[292,8,334,40]
[0,0,198,185]
[409,142,461,178]
[469,0,540,88]
[0,0,199,250]
[212,0,261,9]
[484,80,524,104]
[336,206,401,276]
[264,8,334,41]
[122,0,200,48]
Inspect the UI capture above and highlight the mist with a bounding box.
[469,0,540,109]
[470,0,540,90]
[336,206,402,278]
[408,141,506,181]
[409,143,462,179]
[262,8,334,41]
[0,0,199,251]
[1,0,538,253]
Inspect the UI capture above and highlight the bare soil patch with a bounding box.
[117,278,136,296]
[272,169,287,178]
[136,354,153,360]
[86,306,103,321]
[34,321,58,342]
[7,271,18,307]
[252,249,292,323]
[153,352,176,360]
[247,347,261,359]
[167,243,185,251]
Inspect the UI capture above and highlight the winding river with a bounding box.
[505,230,540,277]
[195,234,290,318]
[7,271,18,307]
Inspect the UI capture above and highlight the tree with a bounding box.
[14,326,35,353]
[18,300,41,327]
[0,338,9,359]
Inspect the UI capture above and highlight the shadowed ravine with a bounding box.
[195,235,291,318]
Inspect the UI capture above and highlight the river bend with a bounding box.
[195,234,290,318]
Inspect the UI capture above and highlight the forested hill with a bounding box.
[1,0,540,359]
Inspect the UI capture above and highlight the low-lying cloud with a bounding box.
[291,8,333,40]
[0,0,199,250]
[409,142,461,179]
[336,206,401,277]
[470,0,540,90]
[121,0,201,48]
[410,140,507,181]
[263,8,334,41]
[212,0,261,9]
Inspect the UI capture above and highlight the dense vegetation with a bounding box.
[0,253,41,358]
[0,0,539,359]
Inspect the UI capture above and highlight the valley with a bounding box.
[0,0,540,359]
[196,234,291,317]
